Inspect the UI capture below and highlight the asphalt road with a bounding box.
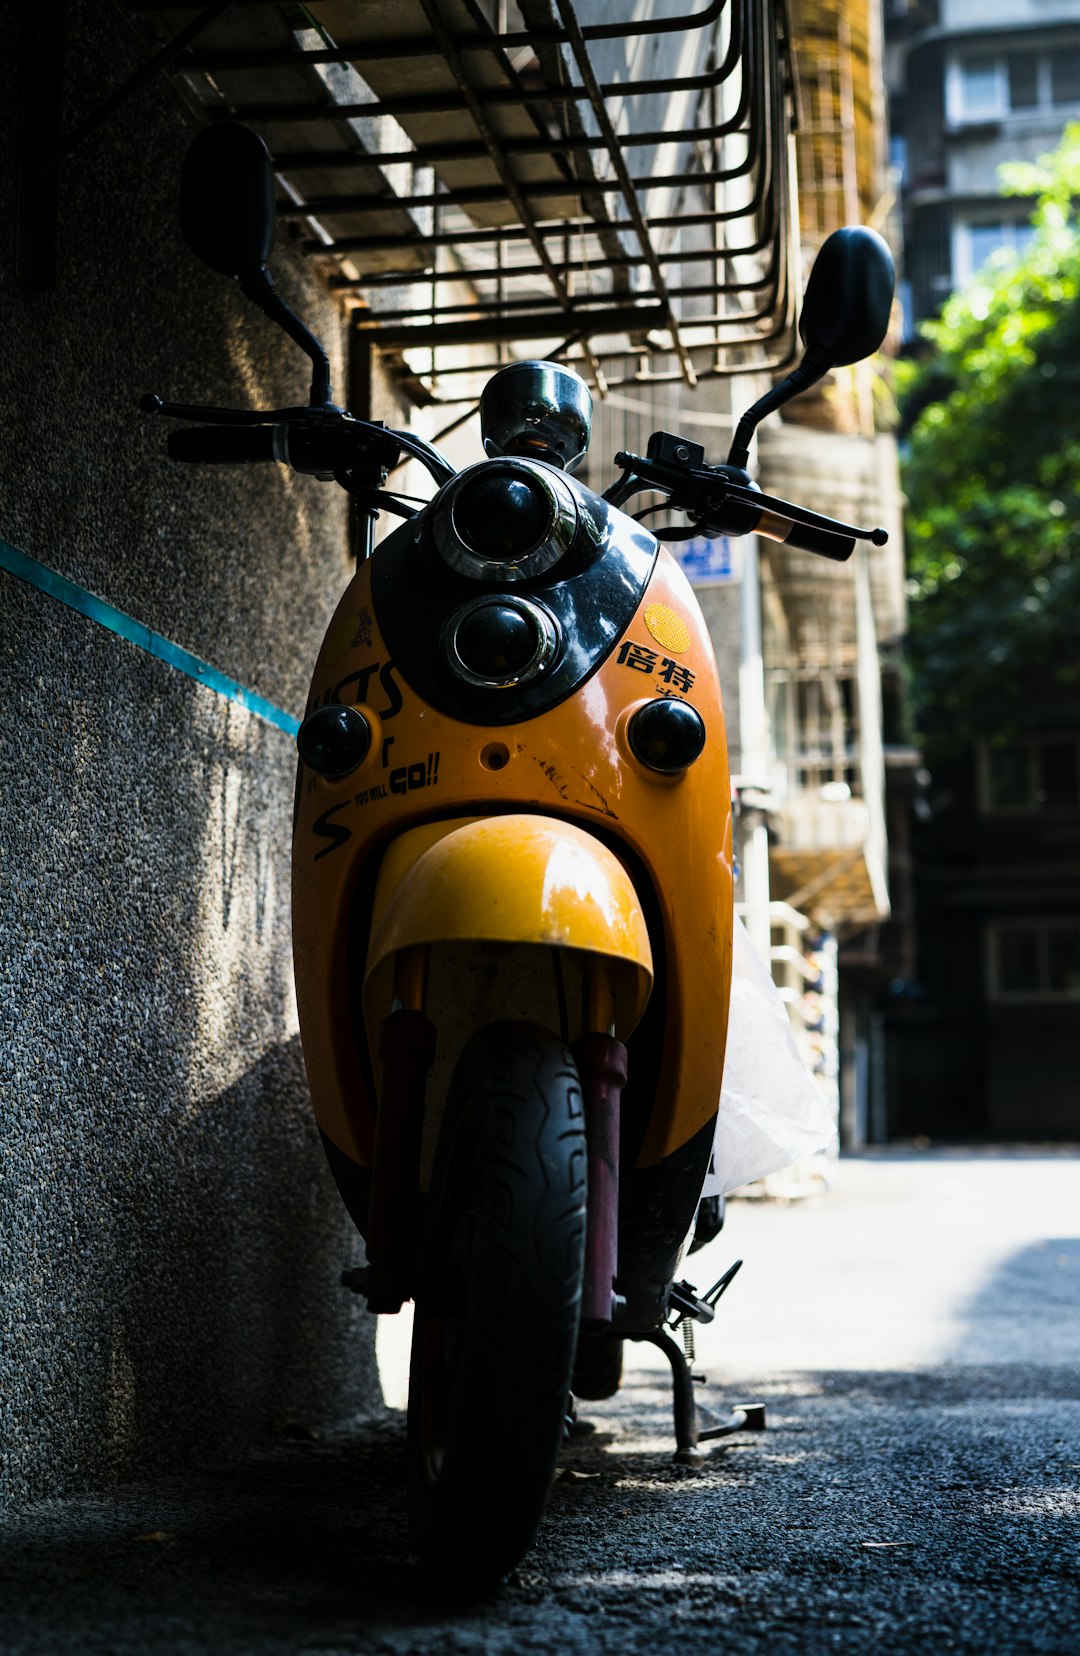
[2,1147,1078,1655]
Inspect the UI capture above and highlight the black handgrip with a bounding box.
[755,511,856,561]
[167,425,280,463]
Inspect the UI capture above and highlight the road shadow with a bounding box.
[945,1237,1080,1364]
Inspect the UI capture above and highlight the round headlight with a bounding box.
[454,470,554,562]
[444,596,558,689]
[433,458,578,582]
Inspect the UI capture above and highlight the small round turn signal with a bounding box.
[627,699,706,774]
[296,704,371,779]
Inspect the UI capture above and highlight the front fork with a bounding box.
[343,947,628,1323]
[573,958,628,1328]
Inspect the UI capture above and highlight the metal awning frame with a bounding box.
[116,0,802,394]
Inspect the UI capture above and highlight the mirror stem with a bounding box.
[240,266,334,409]
[726,344,833,470]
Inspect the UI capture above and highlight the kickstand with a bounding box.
[623,1328,766,1462]
[622,1263,767,1461]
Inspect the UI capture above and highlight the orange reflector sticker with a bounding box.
[644,602,691,654]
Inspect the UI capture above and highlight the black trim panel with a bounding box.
[371,468,658,726]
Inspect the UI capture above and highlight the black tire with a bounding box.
[571,1332,624,1400]
[407,1020,587,1583]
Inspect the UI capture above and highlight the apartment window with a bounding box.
[988,920,1080,1001]
[1051,48,1080,106]
[979,736,1080,813]
[1008,49,1039,110]
[956,52,1001,117]
[950,43,1080,122]
[954,216,1036,283]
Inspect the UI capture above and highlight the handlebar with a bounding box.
[145,402,886,561]
[167,426,281,463]
[606,432,887,562]
[144,394,455,488]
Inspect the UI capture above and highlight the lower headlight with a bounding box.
[443,595,558,689]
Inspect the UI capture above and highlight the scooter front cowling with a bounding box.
[291,486,734,1321]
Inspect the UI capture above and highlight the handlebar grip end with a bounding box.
[140,393,163,414]
[789,525,856,561]
[871,527,889,546]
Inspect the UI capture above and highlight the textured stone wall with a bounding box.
[1,5,385,1504]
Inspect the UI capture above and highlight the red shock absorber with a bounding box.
[573,1033,628,1328]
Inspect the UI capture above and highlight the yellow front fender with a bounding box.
[363,815,653,1041]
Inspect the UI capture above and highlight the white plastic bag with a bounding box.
[701,916,838,1196]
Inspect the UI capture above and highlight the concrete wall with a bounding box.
[1,7,386,1505]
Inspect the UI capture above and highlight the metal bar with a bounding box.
[396,302,792,370]
[699,1403,767,1441]
[301,199,772,254]
[152,0,799,378]
[181,39,729,82]
[411,0,570,327]
[624,1329,700,1460]
[410,347,798,390]
[573,1033,626,1329]
[194,60,743,124]
[547,0,698,386]
[359,303,668,349]
[353,272,786,327]
[160,0,725,58]
[330,241,775,290]
[367,310,788,349]
[276,158,760,218]
[350,267,787,323]
[270,115,752,174]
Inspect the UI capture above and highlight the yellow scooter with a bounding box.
[148,124,893,1583]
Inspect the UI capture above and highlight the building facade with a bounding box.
[885,0,1080,1139]
[887,0,1080,333]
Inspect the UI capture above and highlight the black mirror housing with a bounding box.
[799,226,895,369]
[725,225,895,468]
[180,123,277,279]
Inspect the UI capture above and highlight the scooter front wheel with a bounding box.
[407,1020,587,1583]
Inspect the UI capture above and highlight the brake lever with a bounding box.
[142,394,456,488]
[141,393,322,424]
[605,436,887,561]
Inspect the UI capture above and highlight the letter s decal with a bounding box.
[312,803,352,861]
[376,661,404,720]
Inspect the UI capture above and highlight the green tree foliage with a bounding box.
[902,125,1080,756]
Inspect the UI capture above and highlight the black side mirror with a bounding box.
[180,123,277,279]
[178,122,335,410]
[726,225,896,470]
[799,226,895,368]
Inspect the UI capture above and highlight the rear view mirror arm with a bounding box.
[725,344,833,470]
[239,266,334,411]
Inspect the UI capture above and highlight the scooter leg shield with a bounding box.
[361,814,654,1049]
